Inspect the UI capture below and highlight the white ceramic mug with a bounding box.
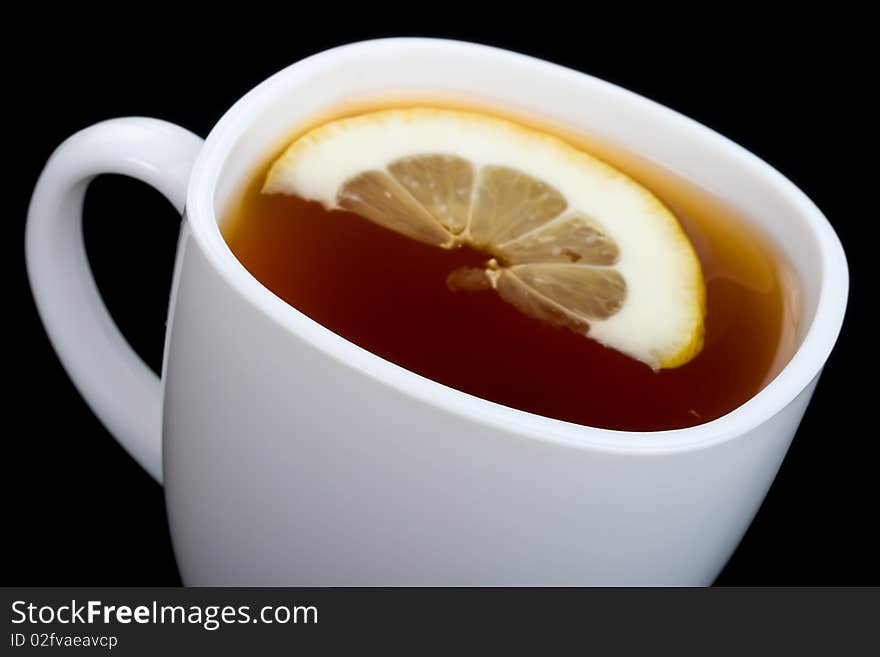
[26,38,848,585]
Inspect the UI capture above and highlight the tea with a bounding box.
[222,103,799,431]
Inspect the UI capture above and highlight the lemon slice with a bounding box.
[264,108,705,369]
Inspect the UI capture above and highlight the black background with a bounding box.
[7,15,875,586]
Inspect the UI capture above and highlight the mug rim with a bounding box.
[184,37,848,455]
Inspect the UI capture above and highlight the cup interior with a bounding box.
[188,38,847,449]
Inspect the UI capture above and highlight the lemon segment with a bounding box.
[263,108,705,370]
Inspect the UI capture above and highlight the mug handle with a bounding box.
[25,118,204,484]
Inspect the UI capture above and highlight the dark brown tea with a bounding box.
[223,105,799,431]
